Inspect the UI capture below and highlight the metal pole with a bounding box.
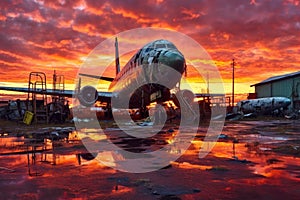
[232,59,235,107]
[207,72,209,94]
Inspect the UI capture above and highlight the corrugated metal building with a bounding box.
[251,71,300,109]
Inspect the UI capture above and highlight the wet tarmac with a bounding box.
[0,119,300,199]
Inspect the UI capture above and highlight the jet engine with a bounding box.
[78,85,98,107]
[172,89,195,107]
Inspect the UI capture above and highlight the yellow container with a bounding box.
[23,111,34,125]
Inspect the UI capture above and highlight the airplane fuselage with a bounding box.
[108,40,186,109]
[237,97,291,114]
[0,40,187,113]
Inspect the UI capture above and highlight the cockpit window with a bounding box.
[155,44,166,49]
[166,44,176,49]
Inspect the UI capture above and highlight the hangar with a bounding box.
[251,71,300,109]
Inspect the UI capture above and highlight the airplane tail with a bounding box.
[115,37,120,76]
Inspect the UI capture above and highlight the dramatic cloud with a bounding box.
[0,0,299,96]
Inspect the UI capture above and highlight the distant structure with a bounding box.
[251,71,300,109]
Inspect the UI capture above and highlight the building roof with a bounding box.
[251,70,300,87]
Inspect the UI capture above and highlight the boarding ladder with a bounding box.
[50,70,67,123]
[52,70,65,102]
[27,72,48,124]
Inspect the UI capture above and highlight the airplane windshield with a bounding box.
[166,44,176,49]
[155,44,166,49]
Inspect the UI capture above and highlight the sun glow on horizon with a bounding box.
[0,0,299,103]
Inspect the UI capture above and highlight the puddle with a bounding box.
[0,135,26,153]
[171,161,213,170]
[1,120,300,199]
[188,120,300,183]
[1,123,299,177]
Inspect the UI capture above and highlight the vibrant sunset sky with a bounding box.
[0,0,300,97]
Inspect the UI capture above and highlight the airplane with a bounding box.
[0,38,198,120]
[236,97,291,115]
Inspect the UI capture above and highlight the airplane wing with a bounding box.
[0,86,113,103]
[0,86,73,97]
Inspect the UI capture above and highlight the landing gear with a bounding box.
[140,106,149,119]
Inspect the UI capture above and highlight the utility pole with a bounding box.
[207,72,209,94]
[232,59,235,107]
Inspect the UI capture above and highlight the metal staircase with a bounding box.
[52,70,65,102]
[50,70,67,123]
[27,72,48,124]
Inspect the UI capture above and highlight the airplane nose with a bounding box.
[159,51,185,74]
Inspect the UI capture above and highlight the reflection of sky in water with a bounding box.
[0,136,25,153]
[75,122,300,181]
[190,136,300,181]
[1,122,300,182]
[0,120,300,198]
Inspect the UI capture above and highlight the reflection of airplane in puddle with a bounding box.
[0,38,196,118]
[236,97,291,115]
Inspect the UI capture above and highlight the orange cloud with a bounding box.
[0,0,299,99]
